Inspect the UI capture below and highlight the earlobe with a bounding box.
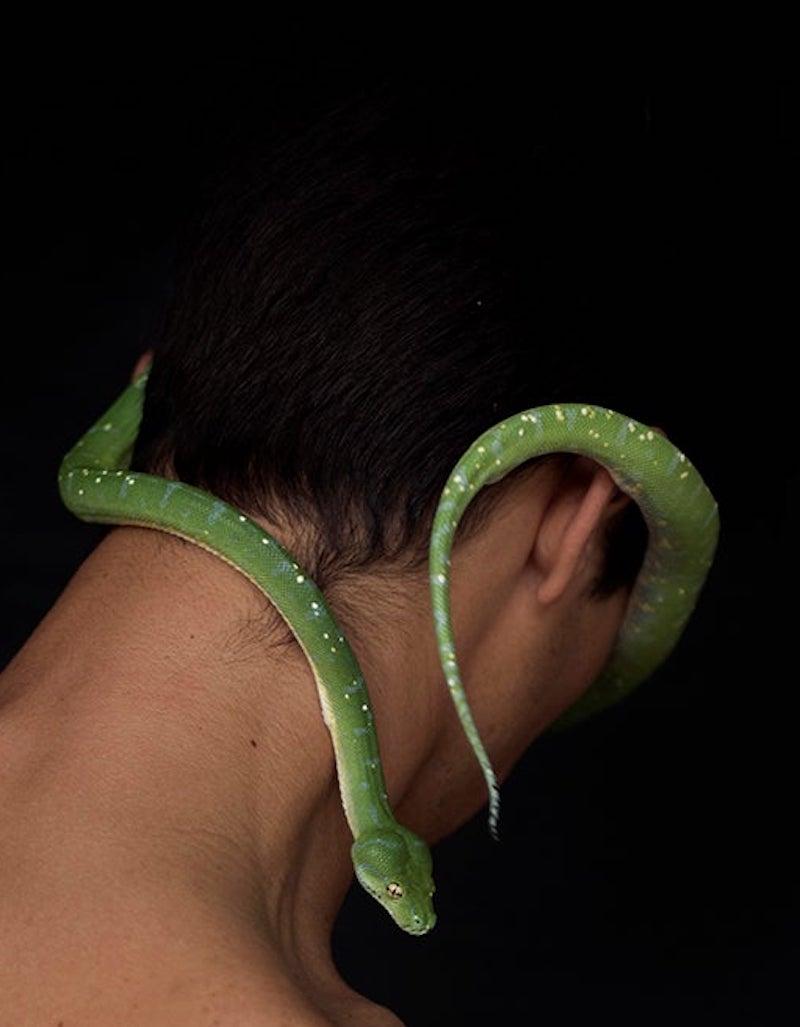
[536,462,624,606]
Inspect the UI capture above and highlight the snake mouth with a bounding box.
[405,917,436,936]
[359,882,435,935]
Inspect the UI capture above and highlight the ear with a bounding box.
[535,456,633,606]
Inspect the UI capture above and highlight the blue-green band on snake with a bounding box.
[58,364,719,935]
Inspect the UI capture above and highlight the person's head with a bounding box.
[130,79,648,654]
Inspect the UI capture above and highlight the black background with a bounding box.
[2,41,794,1027]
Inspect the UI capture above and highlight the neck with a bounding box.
[0,525,443,1003]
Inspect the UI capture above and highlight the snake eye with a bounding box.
[386,881,404,899]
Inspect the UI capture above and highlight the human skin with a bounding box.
[0,352,637,1025]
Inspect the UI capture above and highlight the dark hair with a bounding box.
[131,80,648,649]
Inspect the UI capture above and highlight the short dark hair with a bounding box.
[131,79,647,649]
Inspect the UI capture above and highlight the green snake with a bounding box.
[58,364,719,935]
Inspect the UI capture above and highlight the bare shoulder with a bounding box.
[232,984,406,1027]
[181,996,405,1027]
[0,954,332,1027]
[93,973,407,1027]
[0,951,340,1027]
[0,892,402,1027]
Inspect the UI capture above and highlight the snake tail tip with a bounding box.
[488,792,501,842]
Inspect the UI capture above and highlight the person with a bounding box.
[0,81,649,1025]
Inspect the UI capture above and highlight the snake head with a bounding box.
[351,825,436,935]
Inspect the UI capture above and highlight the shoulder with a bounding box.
[233,988,406,1027]
[142,992,403,1026]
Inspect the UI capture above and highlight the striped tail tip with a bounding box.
[488,780,501,842]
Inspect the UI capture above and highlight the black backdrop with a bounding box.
[2,44,793,1027]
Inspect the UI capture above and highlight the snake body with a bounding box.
[58,367,719,935]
